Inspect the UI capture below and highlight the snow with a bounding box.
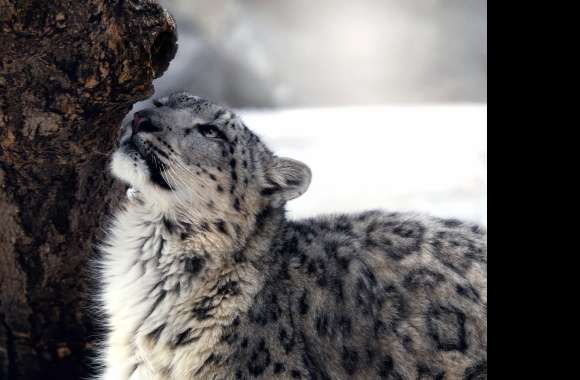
[239,105,487,225]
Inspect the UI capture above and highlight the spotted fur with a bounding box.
[95,93,487,379]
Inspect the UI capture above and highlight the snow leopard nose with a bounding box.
[132,111,162,135]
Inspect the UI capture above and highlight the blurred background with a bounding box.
[143,0,487,224]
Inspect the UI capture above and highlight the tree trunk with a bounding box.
[0,1,177,378]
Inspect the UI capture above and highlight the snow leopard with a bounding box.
[95,92,487,380]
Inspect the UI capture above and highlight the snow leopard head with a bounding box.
[111,92,311,218]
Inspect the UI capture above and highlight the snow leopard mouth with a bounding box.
[123,139,172,191]
[123,140,141,156]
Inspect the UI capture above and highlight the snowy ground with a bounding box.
[239,105,487,225]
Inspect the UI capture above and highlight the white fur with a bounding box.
[96,151,263,379]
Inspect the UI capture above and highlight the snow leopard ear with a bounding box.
[262,157,312,206]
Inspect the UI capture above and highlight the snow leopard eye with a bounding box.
[198,124,226,140]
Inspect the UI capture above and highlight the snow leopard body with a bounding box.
[96,93,487,380]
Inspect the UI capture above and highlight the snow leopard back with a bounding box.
[187,210,487,380]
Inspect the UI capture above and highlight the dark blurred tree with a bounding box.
[0,1,177,378]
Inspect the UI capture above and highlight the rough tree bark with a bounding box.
[0,1,177,378]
